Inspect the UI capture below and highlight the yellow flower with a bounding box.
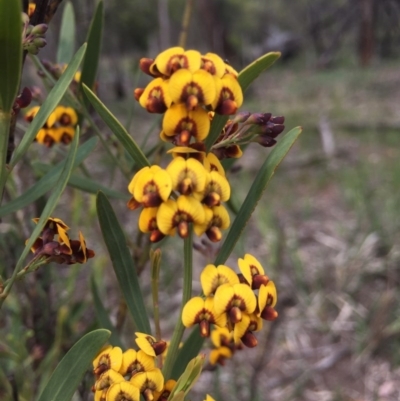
[119,349,155,378]
[258,281,278,321]
[153,379,176,401]
[128,166,172,208]
[107,382,140,401]
[130,369,164,401]
[93,370,125,401]
[28,2,36,17]
[166,156,207,196]
[200,264,239,296]
[138,207,165,243]
[213,283,257,324]
[151,47,201,77]
[194,205,230,242]
[212,74,243,115]
[210,326,233,348]
[156,196,205,239]
[138,77,172,113]
[194,171,230,207]
[168,69,216,110]
[92,345,123,378]
[54,106,78,126]
[235,313,263,348]
[162,103,210,145]
[25,106,40,122]
[209,346,232,366]
[182,296,227,337]
[201,53,226,78]
[204,395,217,401]
[203,152,226,176]
[52,126,75,144]
[238,254,269,289]
[135,333,167,357]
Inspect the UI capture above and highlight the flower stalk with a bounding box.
[162,225,193,379]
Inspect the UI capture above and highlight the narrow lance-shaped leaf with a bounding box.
[0,0,22,112]
[56,1,76,65]
[80,0,103,106]
[215,126,302,265]
[96,191,152,334]
[36,329,110,401]
[0,137,97,218]
[3,128,79,300]
[205,52,281,151]
[10,43,86,169]
[170,328,204,380]
[83,84,150,169]
[91,276,124,348]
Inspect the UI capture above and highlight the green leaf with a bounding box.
[0,0,22,112]
[36,329,110,401]
[83,84,150,169]
[56,1,76,65]
[80,0,103,106]
[91,276,124,348]
[205,51,281,151]
[96,191,151,334]
[168,355,204,400]
[238,52,281,92]
[0,137,97,218]
[171,328,204,380]
[9,128,79,297]
[67,175,130,200]
[215,126,302,265]
[10,44,86,169]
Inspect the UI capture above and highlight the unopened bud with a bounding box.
[31,23,48,36]
[33,37,47,48]
[139,58,156,76]
[271,116,285,124]
[16,87,32,109]
[134,88,144,101]
[231,111,251,124]
[246,113,265,125]
[256,135,276,148]
[241,332,258,348]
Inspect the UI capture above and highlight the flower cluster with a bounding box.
[127,151,231,243]
[182,254,278,349]
[134,46,243,146]
[28,217,94,265]
[91,333,175,401]
[25,105,78,147]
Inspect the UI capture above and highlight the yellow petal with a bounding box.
[258,281,277,313]
[201,53,226,78]
[233,313,250,343]
[130,369,164,393]
[107,382,140,401]
[139,77,172,113]
[210,326,232,348]
[176,195,205,225]
[162,104,210,141]
[182,297,205,327]
[94,370,125,391]
[166,156,207,195]
[138,207,159,233]
[204,152,225,176]
[156,199,178,235]
[209,346,232,365]
[200,264,239,296]
[169,69,216,107]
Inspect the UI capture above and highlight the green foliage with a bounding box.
[36,329,110,401]
[96,191,152,334]
[0,0,22,112]
[57,1,76,65]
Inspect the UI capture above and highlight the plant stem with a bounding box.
[162,226,193,379]
[0,111,11,203]
[178,0,193,48]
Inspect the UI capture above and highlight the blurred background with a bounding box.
[2,0,400,400]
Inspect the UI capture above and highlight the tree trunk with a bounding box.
[358,0,376,66]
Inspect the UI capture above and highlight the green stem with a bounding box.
[162,227,193,379]
[178,0,193,48]
[0,111,11,202]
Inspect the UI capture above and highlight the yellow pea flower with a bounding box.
[130,369,164,401]
[201,53,227,78]
[212,74,243,115]
[238,254,269,289]
[138,77,172,113]
[200,264,239,296]
[119,349,155,378]
[92,345,123,378]
[107,382,140,401]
